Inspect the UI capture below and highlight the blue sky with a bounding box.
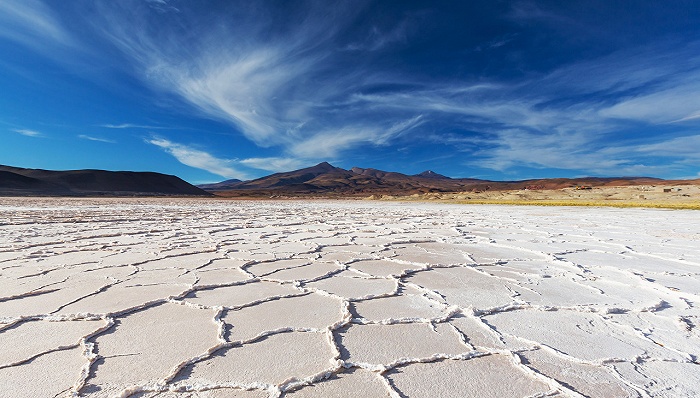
[1,0,700,183]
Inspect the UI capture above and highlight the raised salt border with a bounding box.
[0,197,698,397]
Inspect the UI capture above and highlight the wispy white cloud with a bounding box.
[470,129,700,177]
[78,2,426,160]
[239,157,308,173]
[78,134,116,143]
[290,116,424,158]
[171,48,308,145]
[145,0,179,14]
[101,123,166,129]
[343,40,700,176]
[146,137,249,180]
[148,137,311,176]
[469,129,624,173]
[13,128,44,137]
[0,0,73,55]
[345,21,411,52]
[598,78,700,124]
[624,135,700,160]
[6,1,698,178]
[670,111,700,123]
[475,34,519,51]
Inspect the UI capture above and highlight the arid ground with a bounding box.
[1,198,698,397]
[373,184,700,210]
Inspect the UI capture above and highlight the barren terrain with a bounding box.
[1,198,698,397]
[379,184,700,209]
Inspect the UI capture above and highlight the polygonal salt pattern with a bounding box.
[0,197,698,397]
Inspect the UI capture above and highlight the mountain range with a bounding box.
[0,165,210,196]
[2,162,696,198]
[199,162,689,197]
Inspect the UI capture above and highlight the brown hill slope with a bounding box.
[233,162,355,191]
[197,178,243,191]
[207,162,692,197]
[0,165,211,196]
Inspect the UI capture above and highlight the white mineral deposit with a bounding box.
[1,197,698,397]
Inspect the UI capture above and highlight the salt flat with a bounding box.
[0,198,699,397]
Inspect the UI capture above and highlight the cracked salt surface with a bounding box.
[1,198,699,397]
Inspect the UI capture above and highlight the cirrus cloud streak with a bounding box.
[3,1,700,179]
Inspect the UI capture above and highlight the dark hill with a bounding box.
[204,162,685,197]
[232,162,357,192]
[197,178,243,191]
[415,170,451,179]
[210,162,481,196]
[0,165,211,196]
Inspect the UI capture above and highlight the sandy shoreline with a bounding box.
[369,184,700,210]
[1,198,699,397]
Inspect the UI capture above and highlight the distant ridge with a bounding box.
[201,162,687,197]
[0,165,211,196]
[415,170,451,179]
[230,162,354,192]
[197,178,243,191]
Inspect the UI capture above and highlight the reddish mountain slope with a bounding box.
[205,162,689,197]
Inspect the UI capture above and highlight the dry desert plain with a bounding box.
[377,184,700,210]
[0,197,699,397]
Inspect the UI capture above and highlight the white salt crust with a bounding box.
[0,197,698,397]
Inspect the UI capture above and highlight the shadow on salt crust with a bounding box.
[0,347,86,398]
[351,289,445,321]
[186,281,302,308]
[406,267,515,309]
[392,242,474,265]
[560,250,700,275]
[124,268,198,286]
[349,236,398,246]
[508,276,623,308]
[1,260,125,290]
[284,368,390,397]
[473,263,540,284]
[224,293,344,341]
[458,244,550,263]
[484,309,681,362]
[139,252,220,270]
[244,259,312,277]
[319,243,385,256]
[317,250,372,263]
[386,355,550,398]
[305,271,396,300]
[606,311,700,357]
[0,319,104,366]
[225,250,277,262]
[98,250,159,267]
[349,259,422,277]
[634,272,700,296]
[0,274,112,318]
[267,241,316,255]
[133,388,268,397]
[22,251,104,268]
[59,283,190,315]
[252,261,341,282]
[520,348,635,397]
[449,314,505,350]
[300,235,352,246]
[338,323,467,365]
[84,303,219,395]
[195,266,252,286]
[176,332,336,386]
[612,360,700,397]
